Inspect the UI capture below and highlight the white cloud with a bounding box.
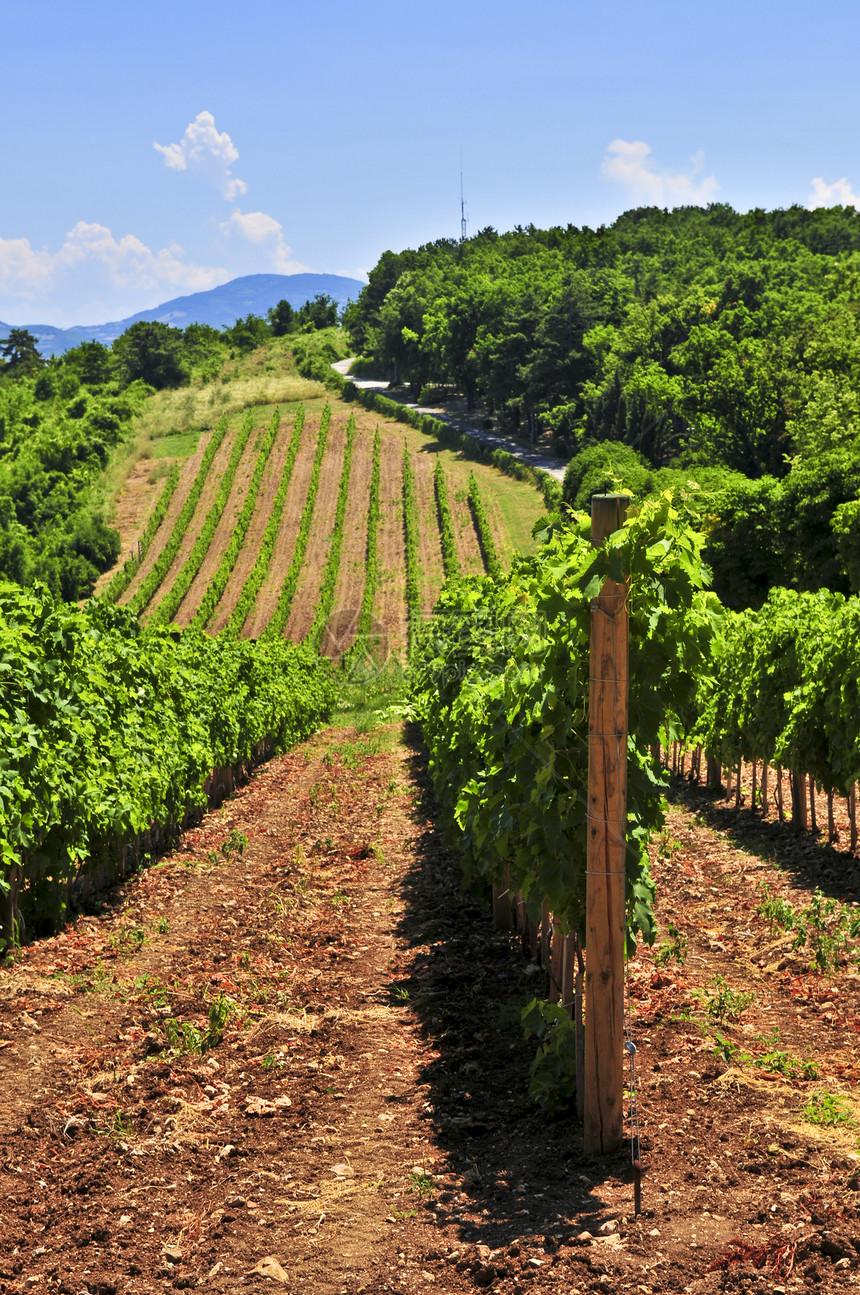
[220,208,309,274]
[808,176,859,209]
[602,139,720,206]
[0,223,227,322]
[154,110,245,200]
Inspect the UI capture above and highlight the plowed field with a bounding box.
[102,379,546,657]
[3,723,860,1293]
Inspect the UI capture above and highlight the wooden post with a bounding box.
[584,494,629,1155]
[761,763,769,818]
[808,775,817,833]
[791,769,808,830]
[549,928,564,1004]
[776,766,784,822]
[492,870,514,930]
[540,900,551,966]
[573,936,585,1122]
[706,753,721,790]
[849,784,857,854]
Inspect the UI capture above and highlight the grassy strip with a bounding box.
[317,364,562,511]
[101,464,181,604]
[148,411,257,627]
[261,404,332,640]
[306,413,357,651]
[434,459,461,580]
[225,405,306,637]
[127,416,230,616]
[468,471,503,580]
[403,443,423,657]
[342,427,381,669]
[190,408,282,630]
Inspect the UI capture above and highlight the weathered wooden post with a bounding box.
[584,494,630,1155]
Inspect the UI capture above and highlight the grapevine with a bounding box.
[402,443,423,656]
[225,405,305,637]
[261,404,332,640]
[0,585,334,944]
[468,471,503,579]
[101,463,180,604]
[410,494,718,949]
[434,459,460,580]
[342,427,381,667]
[307,413,356,650]
[126,415,230,616]
[190,408,281,630]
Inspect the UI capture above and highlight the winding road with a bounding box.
[332,357,567,483]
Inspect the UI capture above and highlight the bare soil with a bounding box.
[245,419,320,640]
[283,420,347,643]
[93,462,166,597]
[409,451,445,617]
[142,431,241,621]
[326,429,374,656]
[450,484,485,577]
[2,731,860,1294]
[374,435,408,658]
[207,416,300,635]
[172,422,266,628]
[118,438,211,608]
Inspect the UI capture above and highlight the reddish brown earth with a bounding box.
[138,430,240,619]
[326,430,373,656]
[451,486,484,577]
[171,421,266,628]
[283,420,347,643]
[3,727,860,1295]
[119,437,211,608]
[206,413,301,635]
[374,437,408,658]
[245,418,321,640]
[94,462,167,596]
[410,452,445,618]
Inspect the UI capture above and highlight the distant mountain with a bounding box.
[0,272,365,357]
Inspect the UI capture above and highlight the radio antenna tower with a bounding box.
[460,157,468,243]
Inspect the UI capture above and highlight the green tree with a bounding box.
[1,329,44,379]
[268,299,295,336]
[112,321,187,389]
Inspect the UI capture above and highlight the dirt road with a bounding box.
[1,726,859,1293]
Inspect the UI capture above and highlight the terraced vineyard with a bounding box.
[105,383,546,659]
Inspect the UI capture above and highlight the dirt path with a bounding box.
[139,429,242,619]
[410,450,445,617]
[283,420,347,643]
[245,418,320,639]
[451,480,485,576]
[94,461,167,596]
[118,436,211,606]
[171,421,265,628]
[325,428,373,656]
[207,417,297,635]
[4,734,860,1292]
[375,435,408,657]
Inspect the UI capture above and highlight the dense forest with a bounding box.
[345,203,860,607]
[0,295,341,597]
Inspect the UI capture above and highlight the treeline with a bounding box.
[0,293,342,599]
[346,203,860,607]
[560,440,860,609]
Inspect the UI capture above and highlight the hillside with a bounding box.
[96,335,547,657]
[0,272,365,356]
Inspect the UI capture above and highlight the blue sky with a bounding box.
[2,0,858,326]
